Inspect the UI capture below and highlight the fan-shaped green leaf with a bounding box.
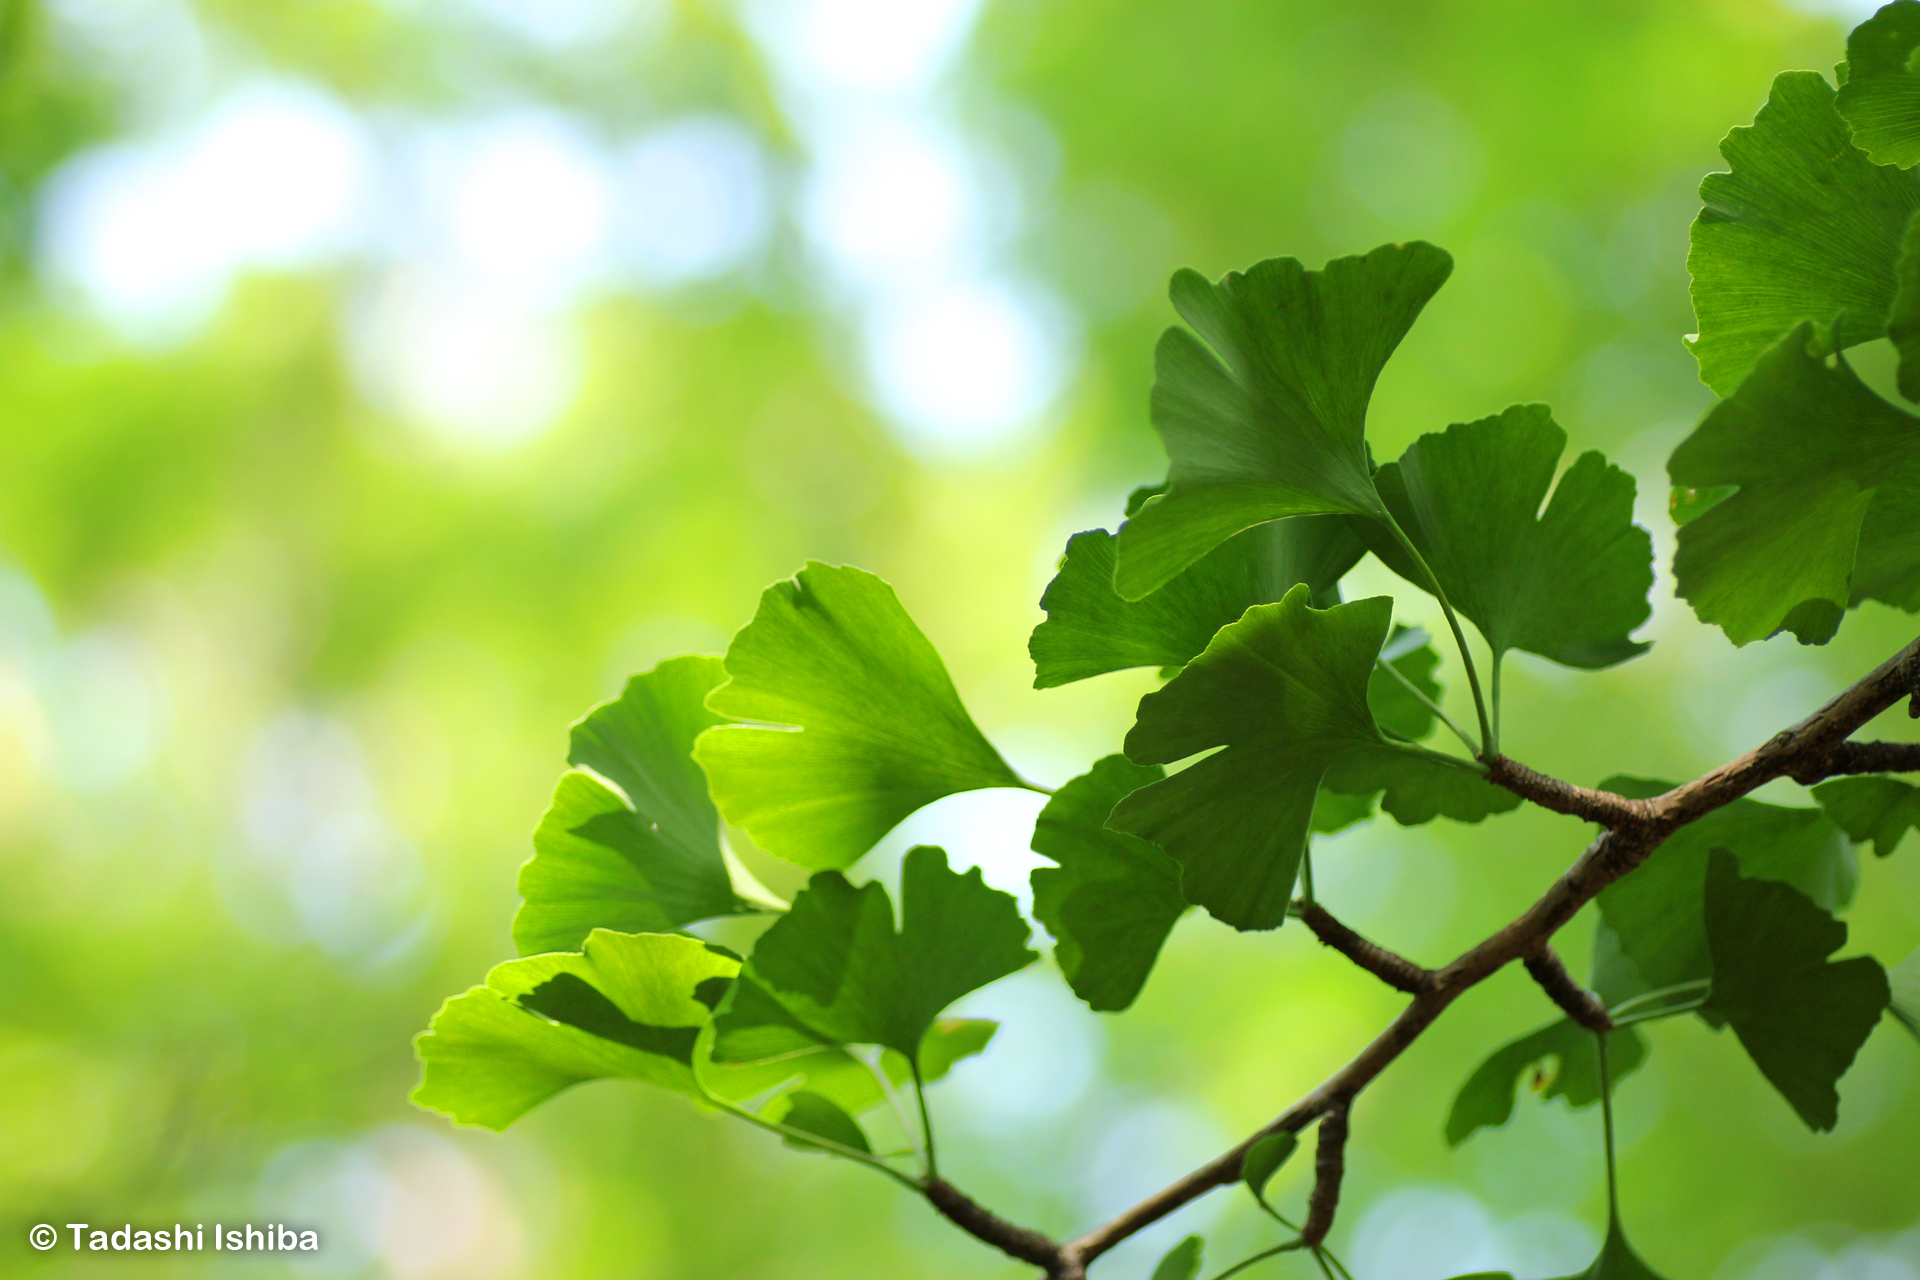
[1151,1236,1205,1280]
[1445,1019,1647,1147]
[768,1090,872,1155]
[412,931,739,1131]
[1688,70,1920,396]
[1363,406,1653,669]
[1030,755,1182,1013]
[1111,587,1514,931]
[1837,0,1920,168]
[1812,775,1920,857]
[1030,513,1362,688]
[1890,947,1920,1042]
[695,564,1026,871]
[1112,243,1452,599]
[514,656,759,955]
[1703,850,1890,1131]
[1549,1219,1671,1280]
[1592,777,1855,1007]
[1241,1132,1299,1204]
[712,846,1036,1063]
[1668,323,1920,645]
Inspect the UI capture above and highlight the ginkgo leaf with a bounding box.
[1667,323,1920,645]
[1112,243,1452,599]
[1549,1218,1672,1280]
[1688,70,1920,396]
[695,564,1028,871]
[1030,510,1362,688]
[712,846,1036,1064]
[1030,755,1182,1013]
[514,656,757,955]
[1592,777,1855,1007]
[1363,406,1653,670]
[1848,450,1920,611]
[1445,1019,1647,1147]
[768,1090,872,1155]
[1241,1132,1298,1204]
[1150,1236,1205,1280]
[1112,587,1513,931]
[1890,947,1920,1042]
[1703,850,1890,1131]
[1837,0,1920,168]
[412,930,738,1131]
[1812,775,1920,857]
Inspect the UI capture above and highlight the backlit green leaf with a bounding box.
[1837,0,1920,168]
[712,845,1036,1063]
[1688,70,1920,396]
[1704,850,1890,1131]
[1667,323,1920,645]
[1030,755,1183,1012]
[1241,1132,1299,1204]
[1112,587,1513,931]
[915,1018,998,1081]
[695,563,1027,871]
[1445,1019,1647,1147]
[1364,406,1653,669]
[1890,947,1920,1042]
[1151,1235,1205,1280]
[514,656,757,955]
[1029,514,1362,688]
[1812,775,1920,857]
[412,930,737,1131]
[1592,777,1855,1007]
[768,1090,872,1155]
[1112,243,1452,599]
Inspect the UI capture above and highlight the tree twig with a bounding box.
[1300,903,1434,994]
[1301,1102,1350,1247]
[1522,944,1612,1033]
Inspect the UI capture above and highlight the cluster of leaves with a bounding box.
[413,7,1920,1277]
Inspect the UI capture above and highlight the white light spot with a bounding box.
[617,115,770,286]
[747,0,984,99]
[944,970,1103,1129]
[803,118,978,289]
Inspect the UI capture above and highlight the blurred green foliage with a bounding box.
[0,1,1916,1278]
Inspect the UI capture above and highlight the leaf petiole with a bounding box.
[1382,515,1496,758]
[911,1061,940,1180]
[1607,980,1711,1020]
[1608,997,1710,1030]
[1374,653,1482,756]
[691,1059,922,1191]
[1205,1239,1309,1280]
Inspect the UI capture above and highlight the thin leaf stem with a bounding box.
[1392,738,1491,777]
[1319,1243,1358,1280]
[912,1061,940,1180]
[866,1051,927,1176]
[1016,777,1057,797]
[1606,980,1711,1019]
[703,1089,921,1190]
[1382,517,1495,758]
[1300,845,1317,907]
[1206,1240,1309,1280]
[1374,654,1480,755]
[1310,1245,1341,1280]
[1597,1031,1619,1225]
[1490,654,1504,756]
[1608,997,1709,1029]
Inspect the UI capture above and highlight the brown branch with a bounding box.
[1817,740,1920,777]
[1522,945,1612,1033]
[923,1178,1072,1277]
[1041,632,1920,1275]
[1301,1102,1350,1247]
[1301,903,1434,993]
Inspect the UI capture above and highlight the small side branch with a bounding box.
[924,1179,1067,1275]
[1484,755,1653,827]
[1301,904,1434,994]
[1807,740,1920,779]
[1301,1102,1350,1247]
[1522,945,1612,1033]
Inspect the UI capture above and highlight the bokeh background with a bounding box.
[2,0,1918,1276]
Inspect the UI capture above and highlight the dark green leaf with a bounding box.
[514,656,759,955]
[771,1090,872,1155]
[1704,850,1891,1131]
[1850,451,1920,611]
[1812,775,1920,857]
[1241,1132,1298,1203]
[1112,243,1452,599]
[413,930,739,1131]
[695,563,1026,871]
[1112,587,1514,931]
[1668,323,1920,645]
[1369,624,1442,741]
[1363,406,1652,669]
[916,1018,998,1081]
[1593,777,1855,1006]
[1151,1235,1205,1280]
[1837,1,1920,167]
[1890,947,1920,1042]
[1030,516,1362,688]
[1029,755,1183,1012]
[712,845,1036,1062]
[1549,1218,1671,1280]
[1445,1019,1647,1147]
[1688,70,1920,396]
